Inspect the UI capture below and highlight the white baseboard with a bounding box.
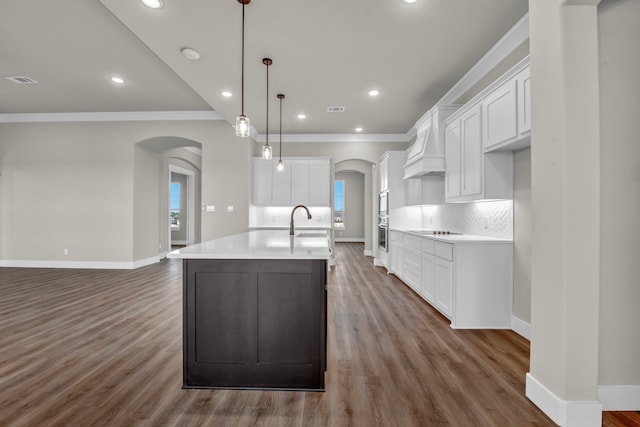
[511,315,531,340]
[334,237,365,243]
[0,255,160,270]
[598,385,640,410]
[171,240,188,246]
[364,249,372,257]
[526,373,602,427]
[373,257,385,267]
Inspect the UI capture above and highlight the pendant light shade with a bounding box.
[235,0,251,137]
[276,93,285,172]
[262,58,273,160]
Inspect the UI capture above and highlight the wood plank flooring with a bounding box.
[0,243,637,426]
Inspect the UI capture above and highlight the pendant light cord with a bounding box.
[265,61,269,146]
[241,2,245,116]
[279,95,282,161]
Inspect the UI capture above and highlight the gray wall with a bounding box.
[513,147,531,324]
[0,120,250,265]
[598,0,640,387]
[334,171,365,241]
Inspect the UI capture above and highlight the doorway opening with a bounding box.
[169,165,195,249]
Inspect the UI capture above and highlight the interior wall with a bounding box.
[0,122,135,262]
[0,120,249,265]
[513,147,532,324]
[334,171,365,241]
[597,0,640,387]
[134,145,161,261]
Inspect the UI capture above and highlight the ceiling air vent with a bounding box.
[5,76,38,84]
[327,106,345,113]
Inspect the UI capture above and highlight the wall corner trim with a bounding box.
[526,373,603,427]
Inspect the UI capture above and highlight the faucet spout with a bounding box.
[290,205,312,235]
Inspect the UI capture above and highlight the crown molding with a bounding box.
[254,128,416,144]
[0,110,223,123]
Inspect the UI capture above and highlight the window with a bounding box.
[334,180,345,229]
[170,182,181,230]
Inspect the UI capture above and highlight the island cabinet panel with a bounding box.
[184,259,327,391]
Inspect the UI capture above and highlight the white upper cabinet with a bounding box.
[481,59,531,152]
[378,151,406,210]
[482,79,518,150]
[445,102,513,203]
[252,157,331,206]
[252,158,273,205]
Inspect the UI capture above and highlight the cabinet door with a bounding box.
[445,121,461,199]
[460,105,482,197]
[272,162,291,205]
[308,160,330,206]
[517,66,531,136]
[389,240,403,277]
[379,157,389,193]
[435,258,453,318]
[421,253,436,303]
[290,161,310,204]
[482,79,517,150]
[253,159,273,205]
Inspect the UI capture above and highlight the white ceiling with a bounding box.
[0,0,528,136]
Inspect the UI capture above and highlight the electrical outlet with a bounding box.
[63,248,69,256]
[227,205,234,213]
[483,216,489,229]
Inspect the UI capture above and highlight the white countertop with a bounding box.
[248,225,332,231]
[167,230,331,260]
[393,228,512,243]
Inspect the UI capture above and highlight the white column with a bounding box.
[527,1,602,425]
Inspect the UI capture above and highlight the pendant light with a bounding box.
[261,58,273,159]
[276,93,285,172]
[235,0,251,137]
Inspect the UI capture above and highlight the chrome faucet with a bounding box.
[290,204,312,235]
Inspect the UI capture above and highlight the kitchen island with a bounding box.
[168,230,330,391]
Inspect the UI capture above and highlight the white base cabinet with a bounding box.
[391,231,512,329]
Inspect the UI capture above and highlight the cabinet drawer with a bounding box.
[434,242,453,261]
[403,247,421,269]
[402,263,421,290]
[404,234,422,250]
[422,239,435,255]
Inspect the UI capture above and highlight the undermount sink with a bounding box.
[295,232,328,238]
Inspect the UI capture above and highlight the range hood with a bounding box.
[404,105,459,179]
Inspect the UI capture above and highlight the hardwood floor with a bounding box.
[0,243,637,426]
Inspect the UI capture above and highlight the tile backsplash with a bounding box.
[421,200,513,239]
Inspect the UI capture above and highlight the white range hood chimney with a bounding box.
[404,105,459,179]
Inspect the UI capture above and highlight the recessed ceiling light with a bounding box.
[181,47,200,61]
[355,127,364,132]
[368,89,380,97]
[141,0,163,9]
[111,76,125,84]
[221,91,233,97]
[404,0,419,3]
[297,113,307,119]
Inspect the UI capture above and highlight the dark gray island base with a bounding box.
[183,258,327,391]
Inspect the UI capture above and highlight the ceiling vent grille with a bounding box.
[5,76,38,84]
[327,106,345,113]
